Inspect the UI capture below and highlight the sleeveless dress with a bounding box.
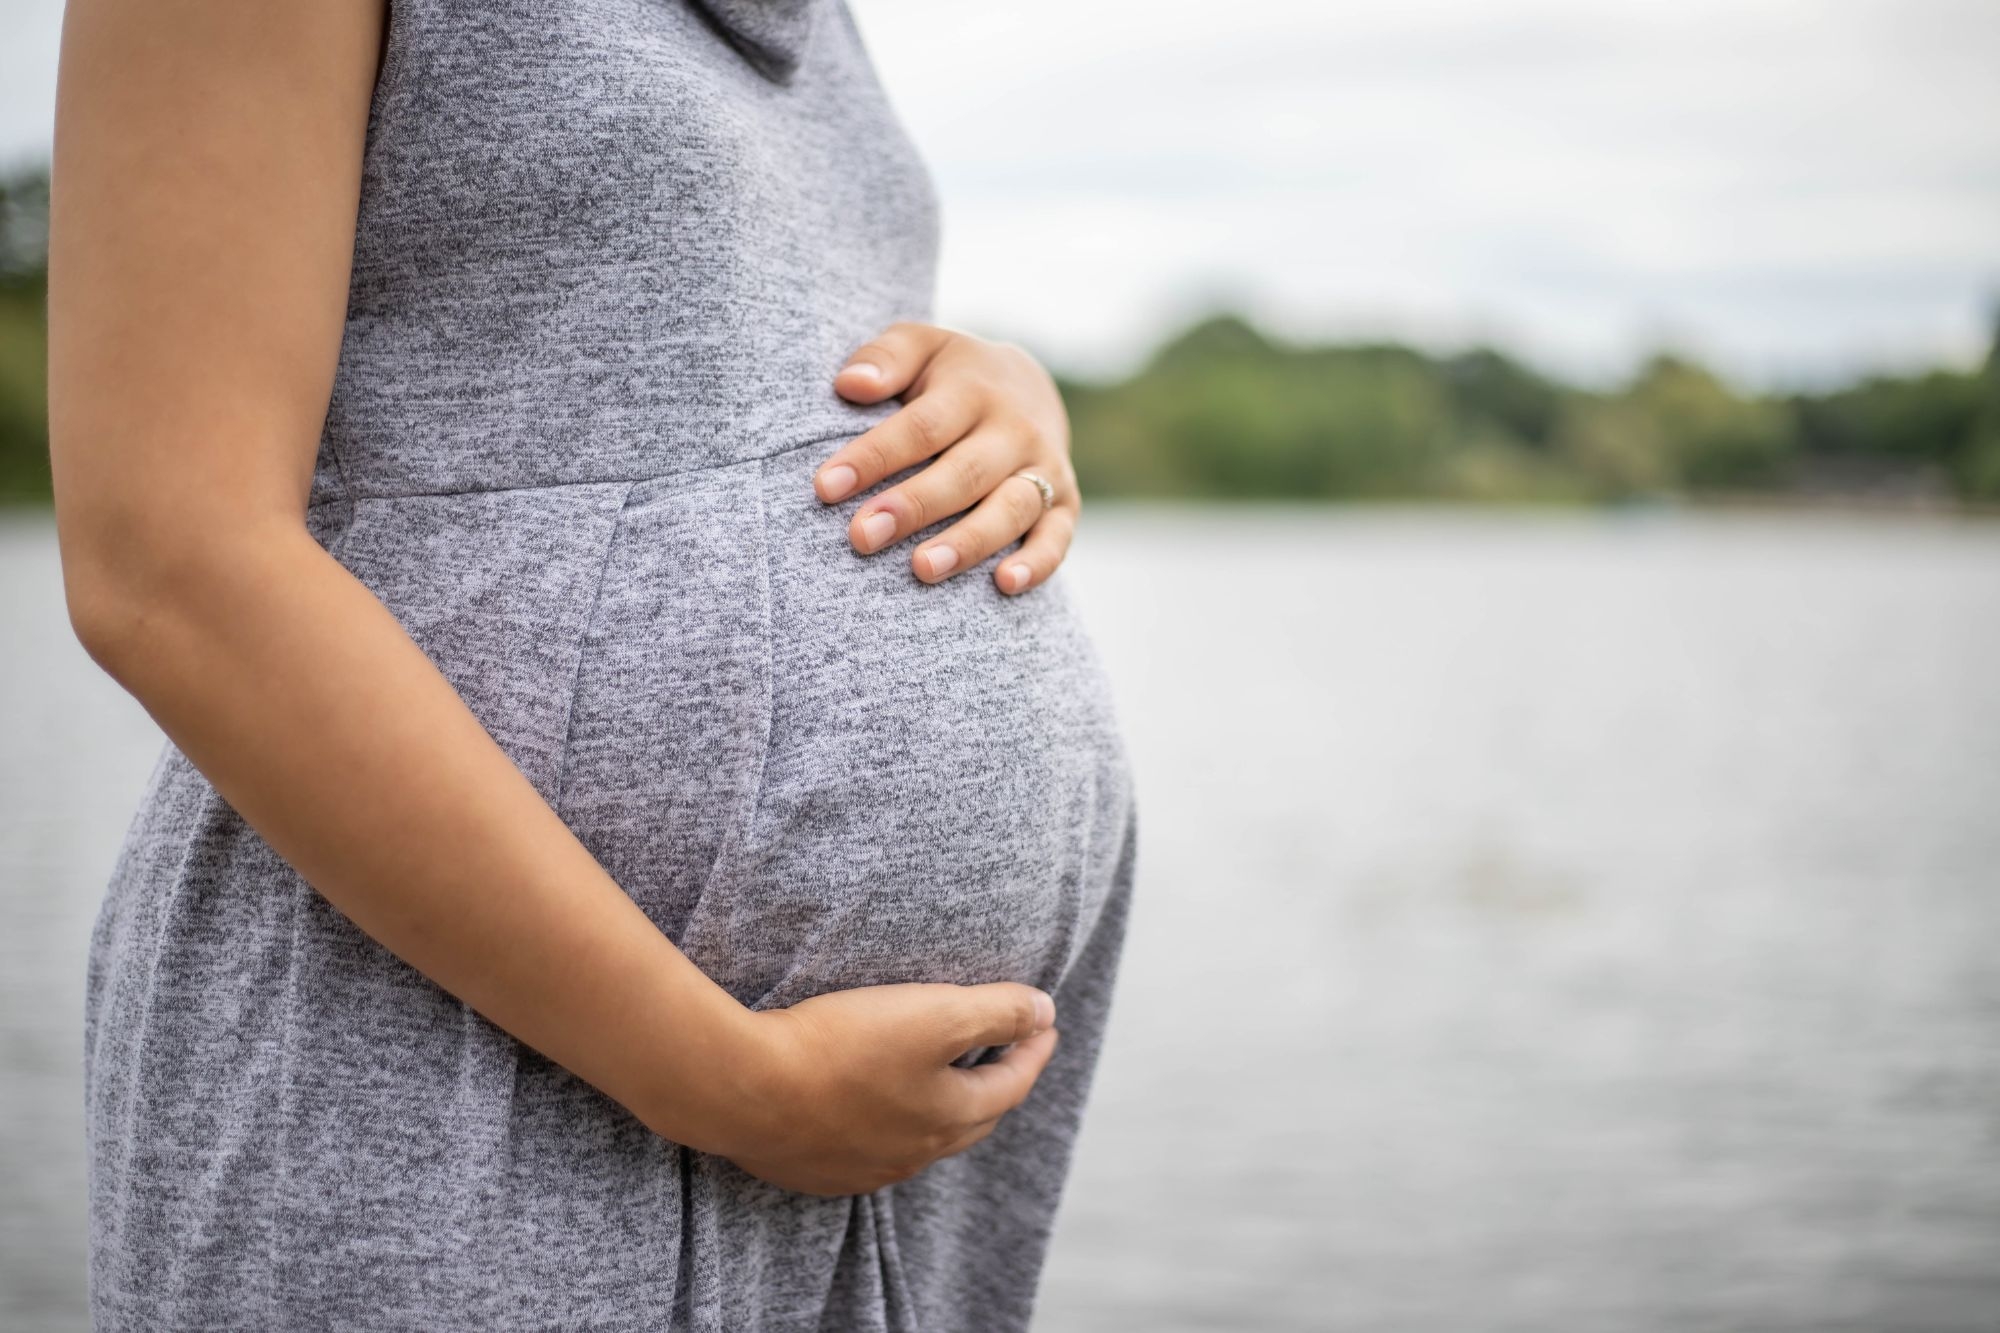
[79,1,1140,1328]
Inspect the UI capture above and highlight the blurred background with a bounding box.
[5,0,1999,1329]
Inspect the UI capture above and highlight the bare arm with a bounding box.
[49,0,1056,1196]
[49,0,766,1155]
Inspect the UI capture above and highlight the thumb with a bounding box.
[950,1026,1061,1122]
[834,322,950,404]
[940,982,1056,1059]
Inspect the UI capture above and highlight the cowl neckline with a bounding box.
[692,0,821,83]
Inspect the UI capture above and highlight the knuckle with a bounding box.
[902,403,949,454]
[944,445,993,498]
[952,369,1001,403]
[1005,415,1045,453]
[857,433,897,478]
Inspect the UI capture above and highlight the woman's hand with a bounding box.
[814,323,1080,596]
[717,981,1061,1197]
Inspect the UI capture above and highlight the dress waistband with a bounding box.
[307,425,873,509]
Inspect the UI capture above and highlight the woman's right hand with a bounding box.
[717,982,1061,1197]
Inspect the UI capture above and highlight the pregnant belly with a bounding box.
[544,437,1135,1009]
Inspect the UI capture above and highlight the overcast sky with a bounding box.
[7,0,1997,385]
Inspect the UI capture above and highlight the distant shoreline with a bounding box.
[7,493,1997,521]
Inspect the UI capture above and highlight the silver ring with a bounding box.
[1015,469,1056,512]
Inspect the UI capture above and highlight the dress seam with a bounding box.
[717,456,780,977]
[750,457,777,844]
[305,429,862,508]
[550,481,638,815]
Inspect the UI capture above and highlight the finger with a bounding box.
[947,1027,1061,1123]
[815,388,981,506]
[937,981,1056,1060]
[911,466,1050,584]
[833,322,953,404]
[995,505,1076,596]
[848,423,1029,556]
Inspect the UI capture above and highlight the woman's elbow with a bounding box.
[55,489,283,681]
[58,504,179,678]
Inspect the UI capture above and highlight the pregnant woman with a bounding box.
[47,0,1137,1328]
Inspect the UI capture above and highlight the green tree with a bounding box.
[1620,354,1795,490]
[1958,310,2000,502]
[0,164,51,503]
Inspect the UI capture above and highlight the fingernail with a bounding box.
[842,361,884,386]
[1032,991,1056,1030]
[923,546,959,579]
[818,463,858,501]
[860,510,897,552]
[1001,561,1031,593]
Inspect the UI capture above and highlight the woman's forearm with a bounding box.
[62,507,767,1156]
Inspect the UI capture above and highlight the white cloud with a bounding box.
[0,1,61,172]
[852,0,2000,384]
[6,0,1993,385]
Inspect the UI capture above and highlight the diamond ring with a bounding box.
[1014,469,1056,512]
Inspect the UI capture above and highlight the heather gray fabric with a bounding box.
[80,1,1140,1328]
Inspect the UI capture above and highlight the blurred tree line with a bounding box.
[1063,314,2000,507]
[2,160,1997,507]
[0,167,49,502]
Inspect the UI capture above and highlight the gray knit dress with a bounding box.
[80,1,1139,1327]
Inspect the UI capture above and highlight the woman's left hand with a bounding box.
[814,323,1079,596]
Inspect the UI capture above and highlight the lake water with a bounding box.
[4,505,1998,1330]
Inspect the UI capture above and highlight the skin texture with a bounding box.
[48,0,1063,1198]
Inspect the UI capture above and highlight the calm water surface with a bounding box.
[4,506,1998,1330]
